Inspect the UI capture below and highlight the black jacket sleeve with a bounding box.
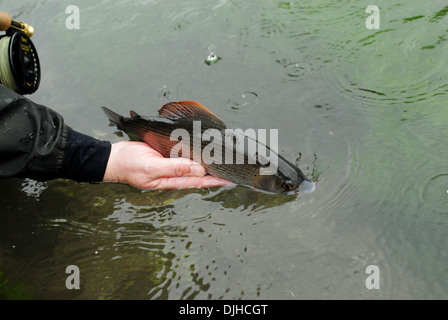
[0,85,111,182]
[61,128,111,182]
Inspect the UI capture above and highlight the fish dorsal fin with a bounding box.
[158,101,226,128]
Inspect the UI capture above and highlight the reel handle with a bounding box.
[0,11,34,37]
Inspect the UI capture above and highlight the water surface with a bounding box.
[0,0,447,299]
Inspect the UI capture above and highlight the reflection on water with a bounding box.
[203,186,299,211]
[1,177,304,299]
[0,0,447,299]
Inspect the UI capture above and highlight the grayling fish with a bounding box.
[102,101,315,194]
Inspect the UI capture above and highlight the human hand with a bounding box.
[103,141,233,190]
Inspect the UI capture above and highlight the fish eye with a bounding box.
[282,181,295,191]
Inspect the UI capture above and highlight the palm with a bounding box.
[104,141,233,190]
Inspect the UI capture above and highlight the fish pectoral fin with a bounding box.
[158,101,227,129]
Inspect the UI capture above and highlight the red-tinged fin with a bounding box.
[130,110,140,119]
[158,101,227,128]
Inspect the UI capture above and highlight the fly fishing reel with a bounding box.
[0,11,40,94]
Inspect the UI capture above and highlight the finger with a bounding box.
[148,157,206,179]
[149,175,235,190]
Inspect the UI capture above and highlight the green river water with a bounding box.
[0,0,447,299]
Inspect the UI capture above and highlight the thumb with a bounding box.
[151,158,206,179]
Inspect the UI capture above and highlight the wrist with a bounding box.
[103,142,125,182]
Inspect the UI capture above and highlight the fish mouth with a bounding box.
[297,180,315,195]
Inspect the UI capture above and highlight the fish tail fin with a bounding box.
[101,106,124,130]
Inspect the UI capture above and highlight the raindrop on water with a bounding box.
[207,53,218,63]
[157,84,176,100]
[228,91,259,111]
[282,61,314,80]
[204,45,221,65]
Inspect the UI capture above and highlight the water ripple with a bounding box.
[225,91,260,124]
[420,168,448,217]
[314,139,364,217]
[280,61,315,81]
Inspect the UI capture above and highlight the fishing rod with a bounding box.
[0,11,40,94]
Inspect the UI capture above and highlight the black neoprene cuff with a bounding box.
[60,128,111,183]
